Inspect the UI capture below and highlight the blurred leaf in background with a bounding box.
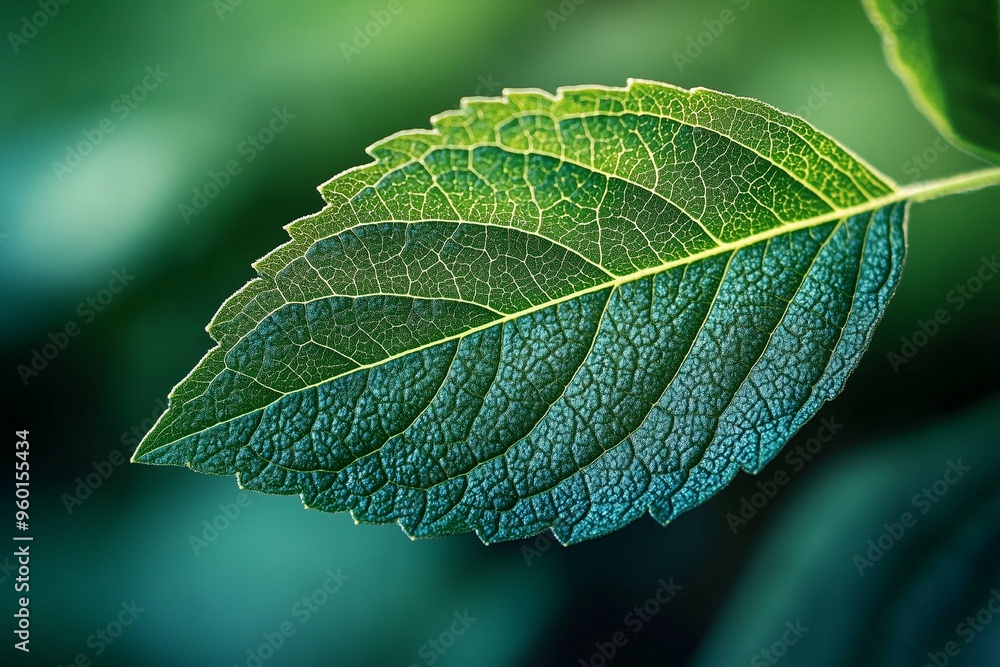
[692,395,1000,667]
[864,0,1000,164]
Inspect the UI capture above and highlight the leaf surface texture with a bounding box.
[135,81,907,544]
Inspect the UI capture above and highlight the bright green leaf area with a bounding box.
[134,80,908,544]
[865,0,1000,164]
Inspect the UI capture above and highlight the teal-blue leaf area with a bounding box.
[138,204,905,544]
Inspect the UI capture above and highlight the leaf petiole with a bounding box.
[901,167,1000,203]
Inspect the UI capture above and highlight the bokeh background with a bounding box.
[2,0,999,665]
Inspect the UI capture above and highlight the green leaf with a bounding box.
[864,0,1000,164]
[134,80,909,544]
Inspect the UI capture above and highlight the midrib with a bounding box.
[137,188,911,457]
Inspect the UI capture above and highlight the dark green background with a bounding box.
[2,0,998,665]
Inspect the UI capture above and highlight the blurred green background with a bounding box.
[2,0,998,665]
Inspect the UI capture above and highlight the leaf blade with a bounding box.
[135,81,907,544]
